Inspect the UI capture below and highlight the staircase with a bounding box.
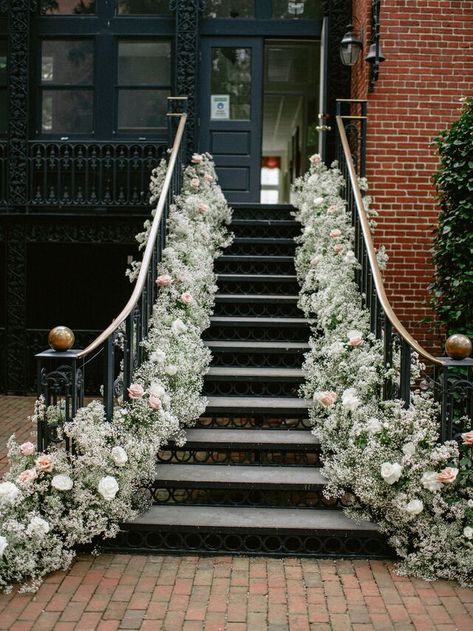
[110,205,391,558]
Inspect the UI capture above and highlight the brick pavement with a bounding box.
[1,395,473,631]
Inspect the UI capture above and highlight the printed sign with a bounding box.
[211,94,230,120]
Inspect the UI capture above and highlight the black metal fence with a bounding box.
[35,97,188,451]
[335,99,473,442]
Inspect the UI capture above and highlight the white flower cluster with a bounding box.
[293,156,473,586]
[0,153,232,591]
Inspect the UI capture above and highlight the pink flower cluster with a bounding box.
[156,274,173,288]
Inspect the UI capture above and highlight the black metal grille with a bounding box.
[155,448,320,466]
[213,302,302,318]
[215,259,295,275]
[217,280,300,296]
[203,380,301,397]
[203,325,310,343]
[209,351,304,369]
[226,242,295,257]
[195,415,312,430]
[232,223,300,239]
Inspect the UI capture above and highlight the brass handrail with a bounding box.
[336,114,442,366]
[77,111,188,359]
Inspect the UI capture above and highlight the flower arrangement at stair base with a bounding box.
[293,156,473,585]
[0,153,232,591]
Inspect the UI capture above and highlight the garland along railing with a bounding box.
[35,97,188,451]
[335,99,473,442]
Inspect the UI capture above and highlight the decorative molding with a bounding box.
[8,1,30,208]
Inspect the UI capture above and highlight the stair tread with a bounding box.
[206,341,309,349]
[207,367,303,378]
[217,274,297,281]
[182,428,318,446]
[130,505,378,532]
[155,464,324,486]
[210,316,307,326]
[206,396,311,410]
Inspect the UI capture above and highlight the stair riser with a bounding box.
[217,279,300,296]
[226,242,295,257]
[203,325,310,343]
[213,302,302,318]
[209,351,305,369]
[232,207,294,221]
[103,528,393,559]
[232,223,301,239]
[203,379,302,398]
[195,415,312,430]
[156,448,320,467]
[215,259,295,275]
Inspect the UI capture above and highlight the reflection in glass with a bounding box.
[272,0,323,19]
[118,0,171,14]
[118,41,171,85]
[41,90,94,133]
[118,89,168,131]
[40,0,95,15]
[41,40,94,85]
[205,0,254,18]
[211,48,251,120]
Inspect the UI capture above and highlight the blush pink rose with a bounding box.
[436,467,459,484]
[190,178,200,189]
[462,431,473,445]
[330,229,342,238]
[20,442,35,456]
[17,468,38,485]
[327,205,338,214]
[334,244,344,253]
[191,153,204,163]
[309,154,321,165]
[181,292,193,305]
[347,331,364,347]
[204,173,214,183]
[148,396,162,410]
[156,274,173,288]
[316,391,338,408]
[196,202,209,214]
[35,455,54,473]
[127,383,144,399]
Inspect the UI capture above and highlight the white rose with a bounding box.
[403,499,423,516]
[27,516,50,537]
[421,471,443,492]
[366,418,382,434]
[313,196,324,206]
[402,442,416,458]
[98,476,119,501]
[171,319,187,335]
[150,350,166,364]
[464,526,473,540]
[341,388,360,412]
[0,536,8,558]
[149,382,166,398]
[0,482,20,504]
[381,462,403,485]
[165,365,178,376]
[111,446,128,467]
[468,500,473,508]
[51,474,73,491]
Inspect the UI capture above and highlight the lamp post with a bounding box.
[340,24,363,66]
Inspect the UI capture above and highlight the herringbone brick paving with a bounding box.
[1,395,472,631]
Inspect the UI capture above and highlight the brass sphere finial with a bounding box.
[48,326,75,352]
[445,334,472,360]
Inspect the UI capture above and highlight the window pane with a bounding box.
[41,90,93,133]
[0,90,6,134]
[205,0,254,18]
[272,0,323,19]
[211,48,251,120]
[40,0,96,15]
[41,40,94,85]
[118,89,168,131]
[0,40,6,87]
[118,41,171,85]
[118,0,171,15]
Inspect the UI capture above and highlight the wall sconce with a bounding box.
[340,24,363,66]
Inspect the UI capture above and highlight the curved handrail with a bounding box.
[336,114,442,366]
[76,112,187,359]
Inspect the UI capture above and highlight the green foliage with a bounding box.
[431,97,473,337]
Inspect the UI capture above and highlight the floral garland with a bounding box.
[0,154,232,591]
[293,155,473,585]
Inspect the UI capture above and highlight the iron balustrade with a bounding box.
[335,99,473,443]
[28,141,167,209]
[0,142,6,205]
[35,97,188,451]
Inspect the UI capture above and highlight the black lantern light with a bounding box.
[340,24,363,66]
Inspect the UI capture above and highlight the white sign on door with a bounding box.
[211,94,230,120]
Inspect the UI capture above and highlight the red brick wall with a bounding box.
[350,0,473,352]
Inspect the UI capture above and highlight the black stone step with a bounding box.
[108,505,392,559]
[206,367,304,380]
[205,340,308,368]
[215,255,295,275]
[203,316,310,343]
[226,237,295,257]
[232,204,294,221]
[195,413,312,431]
[203,366,304,398]
[176,428,318,448]
[213,294,301,318]
[217,274,299,296]
[230,220,300,239]
[205,396,311,414]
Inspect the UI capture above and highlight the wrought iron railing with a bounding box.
[0,142,7,205]
[35,98,188,451]
[28,140,167,209]
[336,99,473,442]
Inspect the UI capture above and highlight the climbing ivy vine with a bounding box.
[430,97,473,337]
